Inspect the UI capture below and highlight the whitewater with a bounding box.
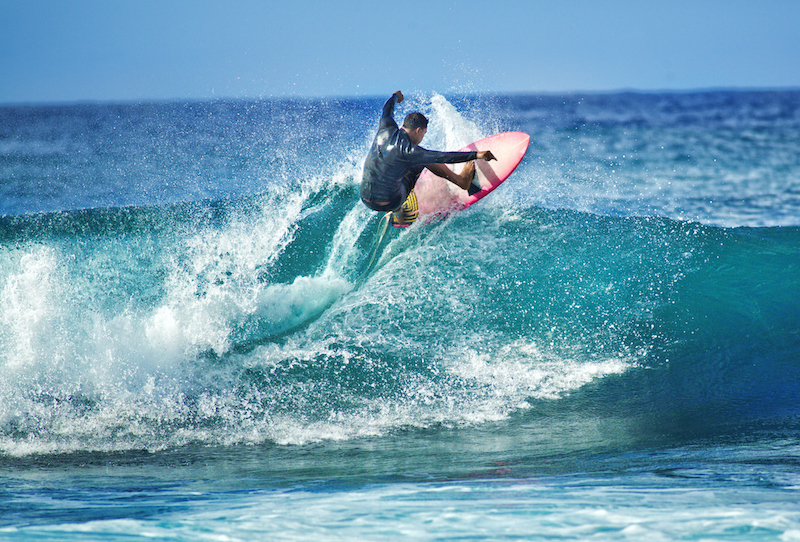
[1,90,799,540]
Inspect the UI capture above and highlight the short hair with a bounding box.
[403,112,428,131]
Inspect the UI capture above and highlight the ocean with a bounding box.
[0,89,799,540]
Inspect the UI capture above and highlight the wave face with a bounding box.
[1,194,797,456]
[0,91,798,456]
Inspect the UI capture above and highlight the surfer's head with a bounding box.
[403,112,428,131]
[403,112,428,144]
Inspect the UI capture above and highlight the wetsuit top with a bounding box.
[360,93,478,210]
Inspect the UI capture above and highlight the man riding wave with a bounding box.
[361,91,495,223]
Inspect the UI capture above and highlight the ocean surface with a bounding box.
[1,89,799,540]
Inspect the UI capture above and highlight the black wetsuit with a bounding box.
[360,94,478,212]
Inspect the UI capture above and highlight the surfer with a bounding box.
[360,91,495,222]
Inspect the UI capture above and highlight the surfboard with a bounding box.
[393,131,530,227]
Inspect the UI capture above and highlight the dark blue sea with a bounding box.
[1,90,799,540]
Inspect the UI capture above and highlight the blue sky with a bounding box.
[1,0,798,104]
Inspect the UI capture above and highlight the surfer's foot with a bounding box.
[458,161,476,190]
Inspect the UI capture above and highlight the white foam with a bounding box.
[425,93,485,151]
[0,149,384,454]
[0,245,63,371]
[447,339,632,403]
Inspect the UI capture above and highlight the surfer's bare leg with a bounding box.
[426,162,475,190]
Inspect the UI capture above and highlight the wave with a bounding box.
[1,173,797,457]
[1,95,798,457]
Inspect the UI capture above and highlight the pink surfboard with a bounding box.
[411,131,530,221]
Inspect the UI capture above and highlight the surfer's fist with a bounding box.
[394,90,404,103]
[478,150,496,161]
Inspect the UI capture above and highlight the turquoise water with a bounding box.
[1,90,799,540]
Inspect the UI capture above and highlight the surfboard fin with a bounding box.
[467,180,482,196]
